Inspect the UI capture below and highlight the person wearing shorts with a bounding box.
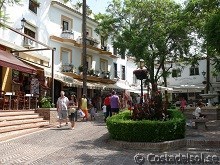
[110,90,120,115]
[57,91,69,128]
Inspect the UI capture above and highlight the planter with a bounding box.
[35,108,58,125]
[133,69,148,80]
[106,109,186,142]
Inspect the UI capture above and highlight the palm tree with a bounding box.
[82,0,87,95]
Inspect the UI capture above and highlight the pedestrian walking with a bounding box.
[56,91,69,128]
[102,104,106,119]
[110,90,120,115]
[68,95,77,129]
[104,93,112,122]
[80,94,89,121]
[180,97,187,112]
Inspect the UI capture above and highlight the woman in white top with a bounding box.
[193,102,206,119]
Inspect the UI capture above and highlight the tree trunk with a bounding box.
[82,0,87,96]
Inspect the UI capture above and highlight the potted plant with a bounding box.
[40,96,52,108]
[78,65,83,73]
[88,68,94,76]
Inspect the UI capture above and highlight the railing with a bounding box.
[61,30,74,40]
[76,36,100,47]
[61,64,76,73]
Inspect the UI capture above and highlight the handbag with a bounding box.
[68,106,76,115]
[78,109,85,118]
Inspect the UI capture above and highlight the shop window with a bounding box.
[190,66,199,76]
[29,0,39,14]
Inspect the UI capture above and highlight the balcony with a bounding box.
[62,66,116,84]
[62,64,77,73]
[76,36,100,47]
[50,34,117,58]
[23,38,35,48]
[61,30,74,40]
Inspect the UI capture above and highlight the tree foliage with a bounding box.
[95,0,191,93]
[184,0,220,73]
[0,0,21,22]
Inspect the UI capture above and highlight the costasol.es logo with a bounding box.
[134,153,219,164]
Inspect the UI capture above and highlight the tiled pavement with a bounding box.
[0,113,219,165]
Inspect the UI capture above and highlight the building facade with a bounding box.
[0,0,137,108]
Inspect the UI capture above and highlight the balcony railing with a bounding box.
[62,64,76,73]
[76,36,100,47]
[61,30,74,40]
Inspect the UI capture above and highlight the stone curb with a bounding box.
[107,138,220,151]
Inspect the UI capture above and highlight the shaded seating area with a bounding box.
[0,90,10,110]
[0,90,39,110]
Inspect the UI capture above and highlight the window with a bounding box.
[86,27,92,37]
[216,73,220,82]
[61,48,72,65]
[113,46,118,55]
[86,55,92,69]
[172,69,181,77]
[24,26,36,47]
[61,15,73,32]
[114,63,117,78]
[29,0,39,14]
[100,59,108,72]
[122,65,125,80]
[24,27,35,38]
[63,21,69,31]
[133,73,137,84]
[190,66,199,76]
[121,51,125,59]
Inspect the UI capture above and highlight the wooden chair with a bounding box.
[0,90,5,110]
[14,91,26,110]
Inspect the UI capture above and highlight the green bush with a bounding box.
[40,97,53,108]
[106,109,186,142]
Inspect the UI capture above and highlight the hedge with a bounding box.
[106,109,186,142]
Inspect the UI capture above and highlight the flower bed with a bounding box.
[106,109,186,142]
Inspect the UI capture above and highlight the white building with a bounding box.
[0,0,137,103]
[166,59,220,104]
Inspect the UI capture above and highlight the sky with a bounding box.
[70,0,186,14]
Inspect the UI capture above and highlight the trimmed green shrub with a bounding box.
[106,109,186,142]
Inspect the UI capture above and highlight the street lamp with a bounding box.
[17,18,26,30]
[140,59,144,104]
[133,59,147,104]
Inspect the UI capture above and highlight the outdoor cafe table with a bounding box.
[25,94,33,110]
[5,92,15,110]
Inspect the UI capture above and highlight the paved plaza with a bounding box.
[0,113,219,165]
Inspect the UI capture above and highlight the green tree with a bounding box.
[0,0,21,22]
[95,0,191,95]
[184,0,220,92]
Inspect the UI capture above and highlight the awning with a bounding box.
[0,49,36,74]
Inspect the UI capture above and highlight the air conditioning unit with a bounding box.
[23,38,35,48]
